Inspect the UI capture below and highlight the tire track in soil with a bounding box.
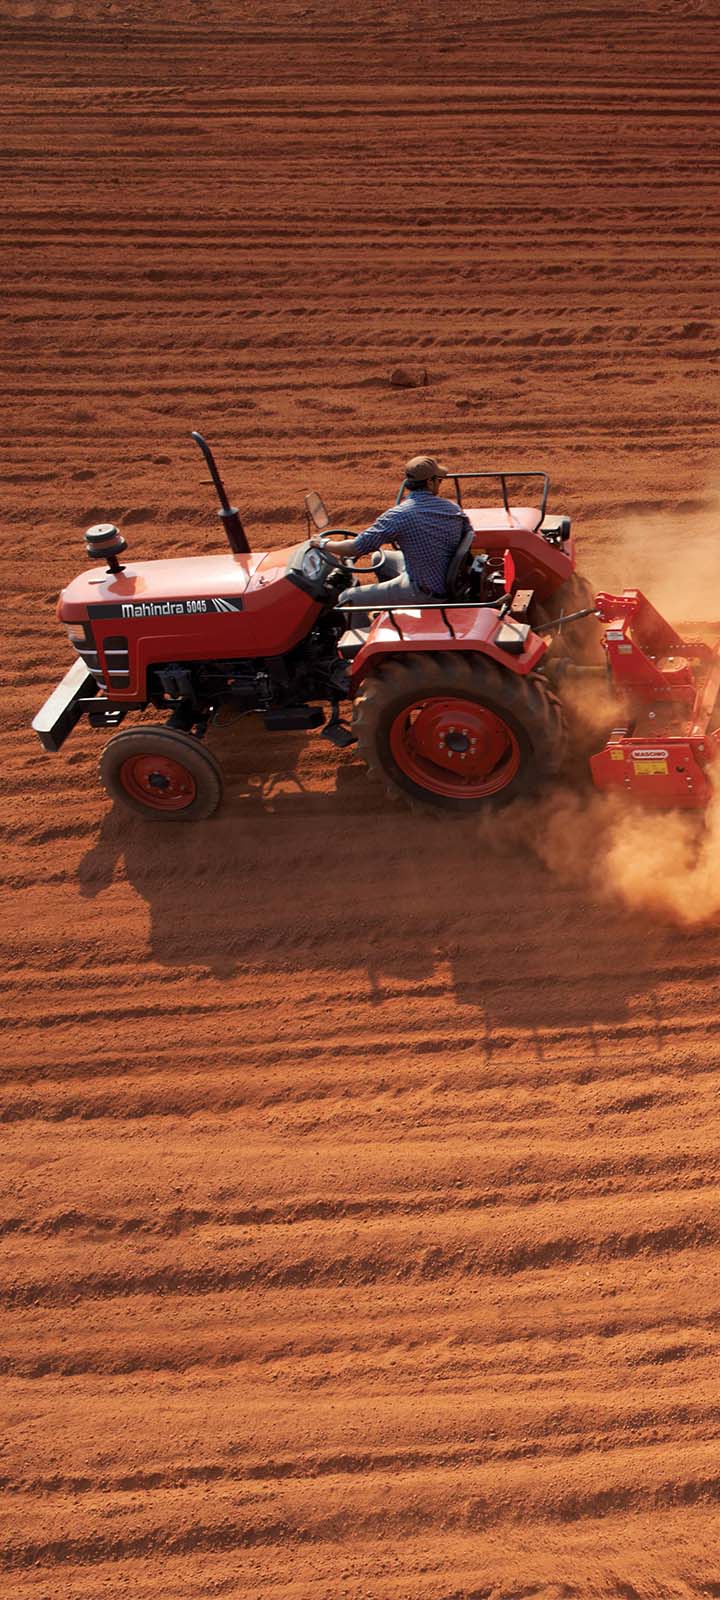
[3,3,720,1597]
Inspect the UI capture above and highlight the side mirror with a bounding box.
[304,490,330,534]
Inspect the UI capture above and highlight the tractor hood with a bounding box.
[57,546,298,622]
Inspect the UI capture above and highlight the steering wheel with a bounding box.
[349,550,384,573]
[312,539,350,572]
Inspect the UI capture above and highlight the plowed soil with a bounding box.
[3,3,720,1597]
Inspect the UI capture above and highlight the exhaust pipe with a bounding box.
[191,431,250,555]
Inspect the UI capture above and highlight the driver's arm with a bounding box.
[310,507,399,561]
[309,534,357,557]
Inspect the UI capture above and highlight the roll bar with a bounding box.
[396,470,550,519]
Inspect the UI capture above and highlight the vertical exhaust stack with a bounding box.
[191,431,250,555]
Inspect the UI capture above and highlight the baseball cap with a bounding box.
[404,454,449,484]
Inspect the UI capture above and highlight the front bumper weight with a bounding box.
[32,659,98,752]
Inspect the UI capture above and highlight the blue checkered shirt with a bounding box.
[352,491,469,595]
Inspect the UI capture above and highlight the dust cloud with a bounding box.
[540,788,720,924]
[599,482,720,625]
[490,786,720,926]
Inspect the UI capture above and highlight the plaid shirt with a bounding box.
[352,491,469,594]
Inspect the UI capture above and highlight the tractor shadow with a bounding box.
[75,720,694,1033]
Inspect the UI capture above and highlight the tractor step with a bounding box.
[322,719,357,749]
[337,626,370,661]
[263,706,325,732]
[494,619,530,655]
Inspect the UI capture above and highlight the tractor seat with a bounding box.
[444,526,475,600]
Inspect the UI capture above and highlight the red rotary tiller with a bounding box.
[588,590,720,809]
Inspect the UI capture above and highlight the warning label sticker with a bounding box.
[632,748,669,775]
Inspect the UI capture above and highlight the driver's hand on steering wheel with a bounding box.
[310,533,356,560]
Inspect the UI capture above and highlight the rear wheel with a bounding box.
[530,571,605,665]
[353,652,566,813]
[99,725,223,820]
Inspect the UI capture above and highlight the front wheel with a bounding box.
[353,652,566,813]
[99,725,223,820]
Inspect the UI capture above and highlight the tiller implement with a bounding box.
[589,591,720,809]
[32,434,720,819]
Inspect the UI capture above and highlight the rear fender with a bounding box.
[350,605,547,686]
[468,516,576,602]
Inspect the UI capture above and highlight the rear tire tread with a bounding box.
[530,570,605,665]
[354,651,567,814]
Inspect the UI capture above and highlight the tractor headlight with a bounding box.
[301,547,326,581]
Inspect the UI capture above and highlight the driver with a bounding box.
[311,454,471,612]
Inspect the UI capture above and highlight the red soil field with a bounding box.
[3,2,720,1596]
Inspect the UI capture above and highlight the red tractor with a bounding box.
[32,434,720,818]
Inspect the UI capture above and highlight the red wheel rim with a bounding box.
[389,694,521,799]
[119,752,197,811]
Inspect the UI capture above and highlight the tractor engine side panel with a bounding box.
[62,583,322,701]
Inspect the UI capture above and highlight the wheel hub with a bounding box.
[120,753,197,811]
[444,729,471,754]
[389,694,520,799]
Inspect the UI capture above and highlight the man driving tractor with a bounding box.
[311,453,471,610]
